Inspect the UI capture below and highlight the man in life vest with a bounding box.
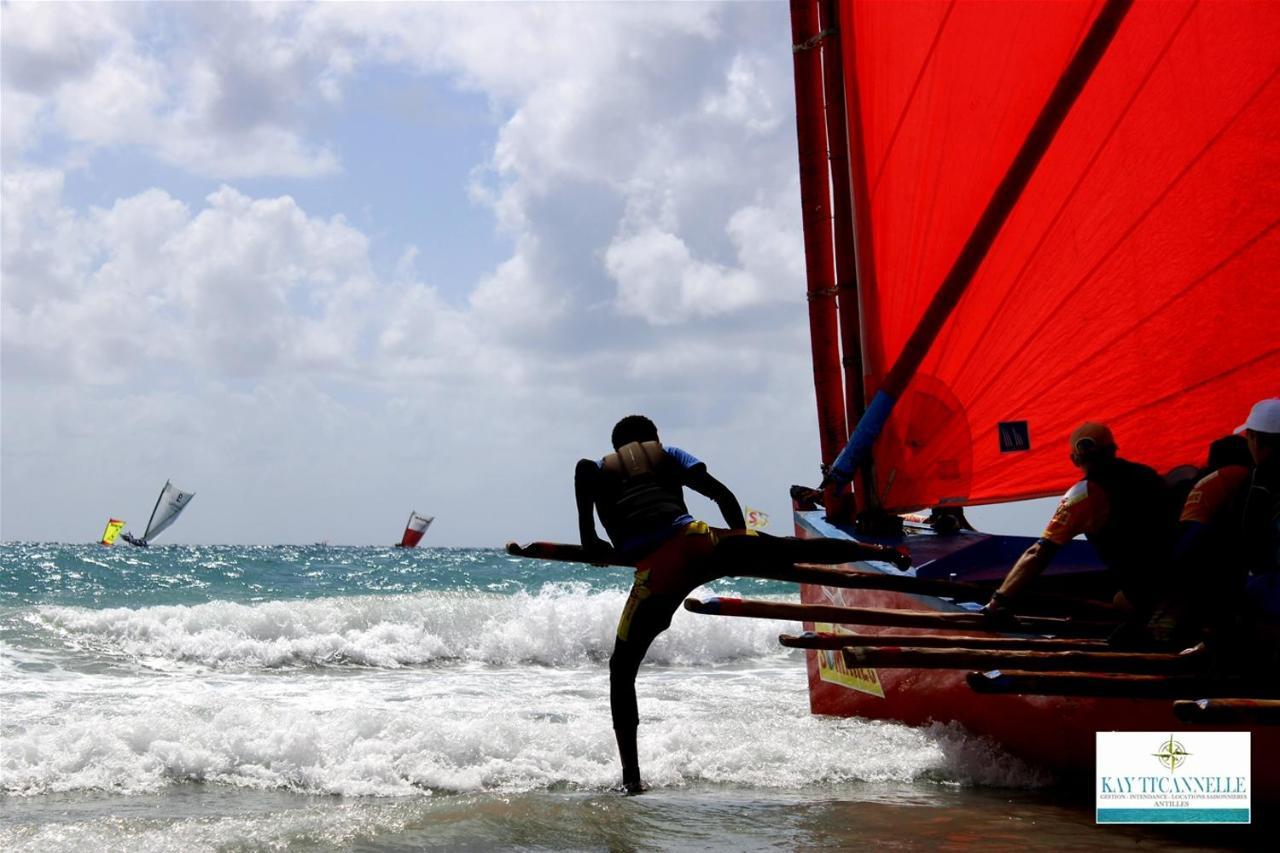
[1167,399,1280,633]
[983,422,1172,619]
[576,414,911,794]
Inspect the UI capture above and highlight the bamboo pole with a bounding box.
[967,670,1279,699]
[817,0,875,518]
[844,645,1205,675]
[791,0,850,510]
[506,541,1117,619]
[1173,698,1280,725]
[684,596,1117,637]
[779,631,1109,652]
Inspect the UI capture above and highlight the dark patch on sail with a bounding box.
[998,421,1031,453]
[876,375,972,509]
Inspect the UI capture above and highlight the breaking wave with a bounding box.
[23,584,799,670]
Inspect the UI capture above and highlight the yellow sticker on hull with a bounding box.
[814,622,885,698]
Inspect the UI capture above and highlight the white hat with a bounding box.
[1236,398,1280,435]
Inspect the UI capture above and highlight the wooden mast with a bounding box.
[790,0,849,510]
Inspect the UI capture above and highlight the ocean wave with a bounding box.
[23,585,799,670]
[1,668,1047,798]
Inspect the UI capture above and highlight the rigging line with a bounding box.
[996,217,1280,421]
[959,0,1202,404]
[867,0,956,200]
[144,481,166,541]
[966,60,1280,413]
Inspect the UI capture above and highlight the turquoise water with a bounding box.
[0,543,1256,850]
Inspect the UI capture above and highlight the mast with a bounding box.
[824,0,1134,489]
[142,480,168,542]
[817,0,878,521]
[790,0,849,513]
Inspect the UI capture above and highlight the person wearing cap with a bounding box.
[1177,401,1280,566]
[577,414,912,794]
[984,422,1172,618]
[1162,399,1280,630]
[1236,399,1280,626]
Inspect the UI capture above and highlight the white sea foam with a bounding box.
[26,585,796,670]
[1,659,1047,799]
[6,585,1048,806]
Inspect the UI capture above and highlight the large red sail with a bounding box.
[835,0,1280,512]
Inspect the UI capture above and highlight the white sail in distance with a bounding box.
[142,481,195,542]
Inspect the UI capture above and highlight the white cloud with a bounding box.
[606,227,760,325]
[1,3,840,545]
[1,2,337,177]
[703,52,786,133]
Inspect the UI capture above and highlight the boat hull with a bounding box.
[794,512,1280,796]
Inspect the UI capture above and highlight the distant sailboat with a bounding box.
[395,512,433,548]
[99,518,126,546]
[121,481,195,547]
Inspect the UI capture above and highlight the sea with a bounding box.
[0,543,1261,851]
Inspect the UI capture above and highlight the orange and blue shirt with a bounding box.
[1179,465,1251,525]
[1041,479,1110,546]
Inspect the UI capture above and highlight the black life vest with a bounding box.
[1237,461,1280,575]
[595,441,691,549]
[1084,457,1172,604]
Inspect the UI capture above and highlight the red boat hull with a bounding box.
[794,523,1280,797]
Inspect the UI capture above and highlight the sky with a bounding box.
[1,0,1051,546]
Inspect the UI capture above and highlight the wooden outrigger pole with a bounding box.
[506,541,1117,618]
[968,670,1280,700]
[1174,698,1280,725]
[684,596,1117,637]
[780,632,1110,652]
[843,644,1207,676]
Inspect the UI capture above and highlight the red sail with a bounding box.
[397,512,433,548]
[836,0,1280,511]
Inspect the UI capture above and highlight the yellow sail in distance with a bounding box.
[100,518,126,546]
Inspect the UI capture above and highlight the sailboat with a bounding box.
[394,511,433,548]
[688,0,1279,788]
[501,0,1278,801]
[99,518,126,546]
[121,481,195,547]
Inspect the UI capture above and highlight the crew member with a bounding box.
[577,414,910,793]
[1172,400,1280,626]
[984,422,1171,618]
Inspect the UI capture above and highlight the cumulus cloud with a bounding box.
[1,2,828,545]
[1,1,337,177]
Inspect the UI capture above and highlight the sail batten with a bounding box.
[809,0,1280,512]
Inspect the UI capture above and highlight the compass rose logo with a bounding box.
[1153,735,1191,772]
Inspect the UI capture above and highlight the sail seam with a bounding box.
[970,62,1280,414]
[868,0,957,200]
[960,0,1202,408]
[1007,217,1280,416]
